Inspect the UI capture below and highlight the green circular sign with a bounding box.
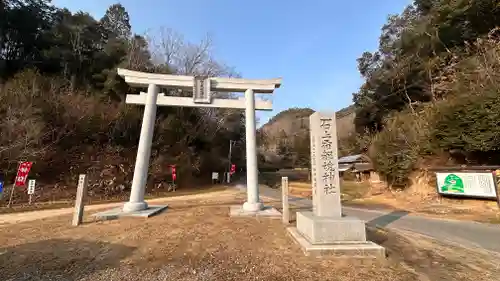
[440,174,464,193]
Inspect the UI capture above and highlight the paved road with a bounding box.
[259,186,500,254]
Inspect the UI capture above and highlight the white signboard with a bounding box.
[436,172,497,198]
[27,179,36,195]
[212,172,219,180]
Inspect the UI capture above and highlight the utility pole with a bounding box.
[227,140,235,183]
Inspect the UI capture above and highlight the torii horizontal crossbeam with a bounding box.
[117,68,282,93]
[125,92,273,111]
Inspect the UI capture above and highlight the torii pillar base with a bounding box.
[242,201,264,212]
[93,205,168,221]
[123,201,149,212]
[229,205,281,218]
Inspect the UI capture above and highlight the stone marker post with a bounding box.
[72,174,88,226]
[281,176,290,224]
[308,112,342,218]
[287,112,385,257]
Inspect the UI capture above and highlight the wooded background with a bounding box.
[0,1,246,202]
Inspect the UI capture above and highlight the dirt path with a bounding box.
[1,194,498,281]
[0,189,237,226]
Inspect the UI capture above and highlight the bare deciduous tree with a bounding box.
[145,27,245,173]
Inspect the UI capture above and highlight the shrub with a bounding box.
[0,70,49,176]
[433,91,500,162]
[432,34,500,163]
[370,120,418,186]
[369,106,436,186]
[368,33,500,184]
[0,69,145,181]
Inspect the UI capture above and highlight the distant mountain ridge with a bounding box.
[258,105,356,153]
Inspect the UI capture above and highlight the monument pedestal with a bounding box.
[288,211,385,258]
[297,212,366,243]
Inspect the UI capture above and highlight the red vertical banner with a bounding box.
[171,165,177,182]
[15,162,33,187]
[230,164,236,175]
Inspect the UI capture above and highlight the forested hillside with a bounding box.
[258,108,313,169]
[352,0,500,185]
[0,0,245,201]
[257,105,356,169]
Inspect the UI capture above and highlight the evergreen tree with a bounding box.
[100,3,131,40]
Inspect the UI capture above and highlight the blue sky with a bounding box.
[52,0,411,126]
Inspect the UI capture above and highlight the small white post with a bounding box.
[27,179,36,205]
[123,84,159,212]
[281,176,290,224]
[72,174,88,226]
[242,89,263,212]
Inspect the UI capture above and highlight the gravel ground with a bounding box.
[1,193,499,281]
[0,189,236,226]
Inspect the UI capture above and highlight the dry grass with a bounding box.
[289,182,312,198]
[0,185,229,215]
[0,189,238,227]
[289,180,370,202]
[0,193,498,281]
[350,192,500,223]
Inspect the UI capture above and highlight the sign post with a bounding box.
[212,172,219,184]
[27,179,36,205]
[281,176,290,224]
[8,162,33,207]
[495,170,500,208]
[72,174,88,226]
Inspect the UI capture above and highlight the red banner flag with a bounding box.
[230,164,236,175]
[170,165,177,181]
[15,162,33,187]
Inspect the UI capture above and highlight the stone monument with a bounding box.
[287,112,385,257]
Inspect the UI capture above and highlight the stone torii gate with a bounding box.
[116,68,281,216]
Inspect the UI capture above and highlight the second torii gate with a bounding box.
[116,68,281,215]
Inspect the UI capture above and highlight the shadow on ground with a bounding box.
[166,200,243,213]
[285,206,410,228]
[0,239,136,281]
[366,210,410,227]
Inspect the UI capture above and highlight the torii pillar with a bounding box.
[104,69,281,217]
